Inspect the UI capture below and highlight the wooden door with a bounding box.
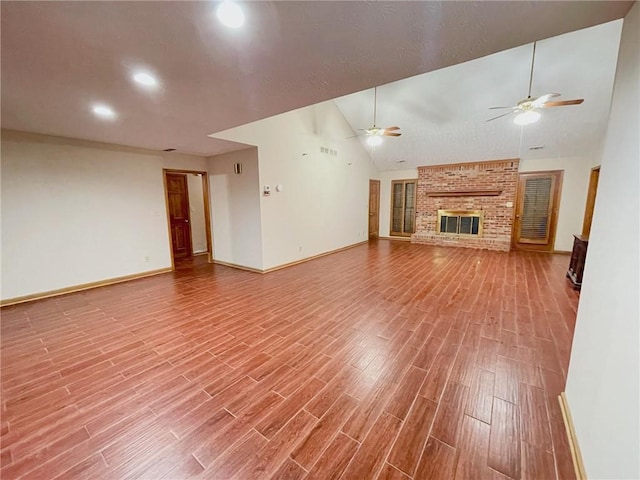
[166,173,192,259]
[582,166,600,236]
[368,180,380,238]
[513,171,562,252]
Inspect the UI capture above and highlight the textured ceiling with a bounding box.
[333,20,623,170]
[0,1,632,157]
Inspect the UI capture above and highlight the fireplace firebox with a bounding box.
[437,210,483,236]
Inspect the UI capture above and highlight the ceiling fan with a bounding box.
[358,87,402,146]
[486,41,584,125]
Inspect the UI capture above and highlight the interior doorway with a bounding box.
[368,179,380,238]
[512,170,563,252]
[163,169,213,269]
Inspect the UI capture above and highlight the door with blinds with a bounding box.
[513,171,562,251]
[390,179,417,237]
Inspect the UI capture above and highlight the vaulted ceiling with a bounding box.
[1,1,633,158]
[333,20,623,170]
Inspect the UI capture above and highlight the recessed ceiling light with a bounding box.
[92,104,116,119]
[133,72,158,88]
[216,1,245,28]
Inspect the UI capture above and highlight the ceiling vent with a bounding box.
[528,145,545,151]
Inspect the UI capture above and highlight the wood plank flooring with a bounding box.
[0,240,579,479]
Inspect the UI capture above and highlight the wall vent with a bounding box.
[320,146,338,156]
[163,148,176,152]
[528,145,545,151]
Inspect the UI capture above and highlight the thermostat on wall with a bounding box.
[263,185,271,196]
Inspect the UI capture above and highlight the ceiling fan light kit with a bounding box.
[513,110,541,125]
[358,87,402,147]
[367,135,383,147]
[486,41,584,125]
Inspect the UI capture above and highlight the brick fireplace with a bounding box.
[411,159,519,252]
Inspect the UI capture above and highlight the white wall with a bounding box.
[519,156,593,251]
[186,173,208,254]
[211,101,376,270]
[207,147,263,270]
[0,130,207,300]
[565,4,639,479]
[378,168,419,237]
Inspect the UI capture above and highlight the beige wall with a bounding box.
[566,3,639,478]
[207,147,263,270]
[211,101,376,270]
[0,130,207,300]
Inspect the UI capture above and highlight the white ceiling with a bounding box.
[333,20,623,170]
[0,1,632,157]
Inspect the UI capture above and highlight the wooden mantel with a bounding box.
[425,190,502,197]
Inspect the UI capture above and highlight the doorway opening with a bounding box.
[163,169,213,270]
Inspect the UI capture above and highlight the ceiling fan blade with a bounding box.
[488,106,516,110]
[383,132,402,137]
[384,126,400,131]
[532,93,561,106]
[486,111,514,122]
[541,99,585,108]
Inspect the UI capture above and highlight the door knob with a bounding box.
[185,219,189,223]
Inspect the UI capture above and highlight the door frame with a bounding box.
[582,166,600,236]
[163,169,214,270]
[511,170,563,252]
[369,179,380,239]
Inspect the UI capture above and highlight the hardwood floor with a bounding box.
[0,241,579,479]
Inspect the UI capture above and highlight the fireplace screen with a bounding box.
[437,210,483,236]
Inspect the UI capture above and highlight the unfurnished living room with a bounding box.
[0,2,638,480]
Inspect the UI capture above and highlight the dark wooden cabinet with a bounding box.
[567,234,589,290]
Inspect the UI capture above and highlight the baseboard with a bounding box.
[0,267,173,307]
[554,250,572,255]
[379,236,411,242]
[214,241,369,275]
[559,393,588,480]
[263,241,369,273]
[213,260,263,274]
[193,250,209,256]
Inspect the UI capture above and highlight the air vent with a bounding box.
[163,148,176,152]
[528,145,544,151]
[320,146,338,157]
